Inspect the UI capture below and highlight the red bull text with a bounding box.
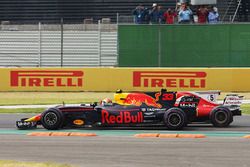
[101,110,143,124]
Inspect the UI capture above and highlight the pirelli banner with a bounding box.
[1,68,250,92]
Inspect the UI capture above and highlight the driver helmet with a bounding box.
[100,98,112,106]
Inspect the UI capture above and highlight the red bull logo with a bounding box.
[124,93,162,108]
[101,110,143,124]
[133,71,207,88]
[10,70,83,87]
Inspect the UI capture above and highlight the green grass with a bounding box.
[0,160,73,167]
[240,104,250,115]
[0,108,45,113]
[0,92,113,105]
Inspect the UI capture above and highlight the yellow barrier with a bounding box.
[0,67,250,91]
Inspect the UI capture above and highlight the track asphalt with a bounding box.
[1,135,250,167]
[1,114,250,167]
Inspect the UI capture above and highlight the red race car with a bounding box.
[16,89,243,130]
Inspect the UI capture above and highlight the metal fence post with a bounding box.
[116,13,119,24]
[98,20,101,66]
[38,22,42,67]
[158,26,162,67]
[60,18,64,67]
[116,13,119,67]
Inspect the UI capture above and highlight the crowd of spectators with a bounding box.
[132,2,219,24]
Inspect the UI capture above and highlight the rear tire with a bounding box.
[210,106,233,127]
[163,108,187,130]
[41,108,64,130]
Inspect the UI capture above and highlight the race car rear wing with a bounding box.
[195,91,243,106]
[223,94,244,106]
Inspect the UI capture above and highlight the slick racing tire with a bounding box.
[163,108,187,130]
[210,106,233,127]
[41,108,64,130]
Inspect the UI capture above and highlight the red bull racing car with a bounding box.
[16,89,243,130]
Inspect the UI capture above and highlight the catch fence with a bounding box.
[0,22,118,67]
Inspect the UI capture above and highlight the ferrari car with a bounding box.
[16,89,243,130]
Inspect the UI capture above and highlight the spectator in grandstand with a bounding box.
[132,4,147,24]
[175,2,181,22]
[157,5,165,24]
[163,8,177,24]
[149,3,159,24]
[196,5,209,24]
[178,3,193,24]
[143,9,151,24]
[208,6,219,24]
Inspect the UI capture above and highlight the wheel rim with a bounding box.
[168,113,182,127]
[44,112,58,126]
[215,111,228,124]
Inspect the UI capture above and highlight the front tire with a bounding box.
[41,108,64,130]
[210,106,233,127]
[163,108,187,130]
